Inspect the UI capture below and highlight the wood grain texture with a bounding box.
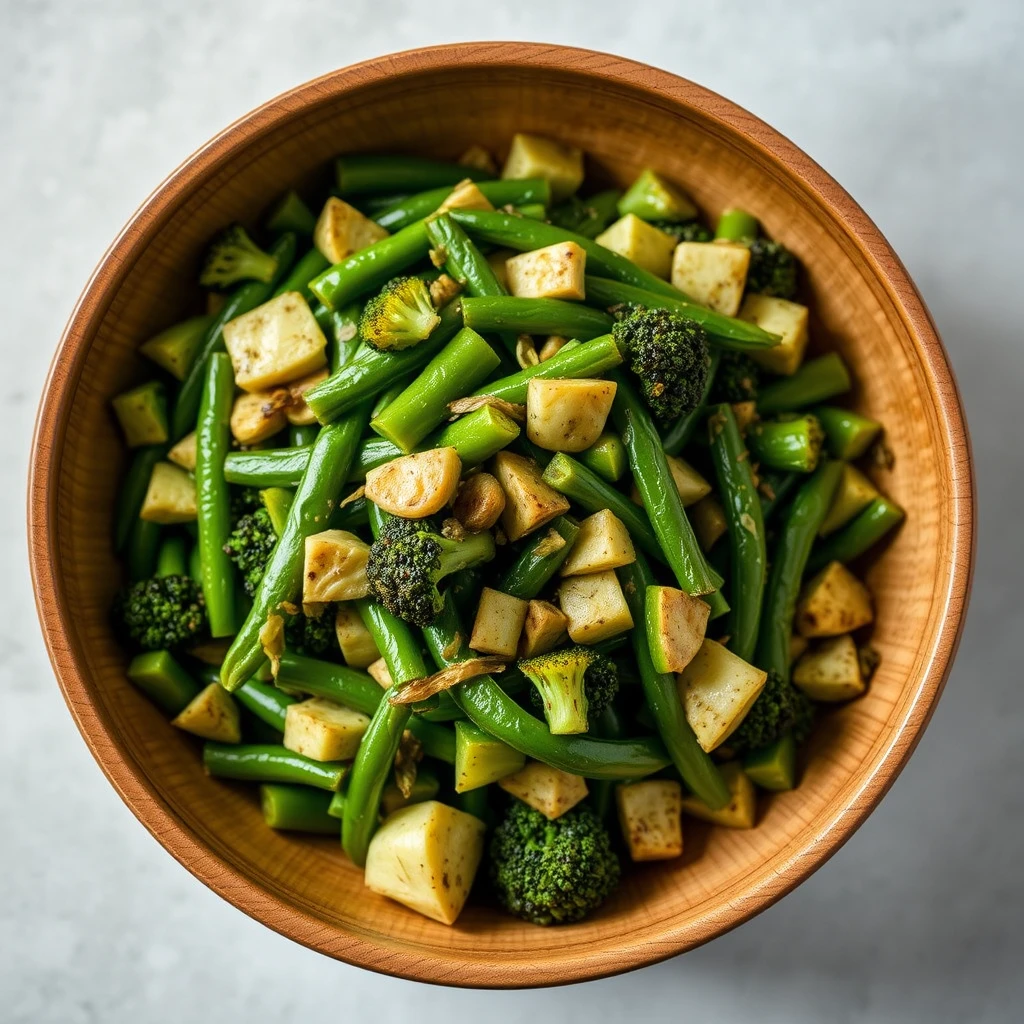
[27,43,974,987]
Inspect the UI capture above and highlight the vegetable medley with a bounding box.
[110,133,904,928]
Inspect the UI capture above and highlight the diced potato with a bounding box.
[559,509,635,576]
[454,720,525,793]
[793,634,866,701]
[334,605,380,668]
[313,196,389,263]
[140,462,197,524]
[506,242,586,301]
[795,561,873,638]
[558,570,634,644]
[526,378,616,453]
[498,761,588,820]
[283,697,370,761]
[677,639,768,752]
[367,657,393,689]
[469,588,529,657]
[631,454,711,509]
[458,144,497,175]
[539,335,569,361]
[741,294,810,375]
[596,214,677,278]
[518,600,569,658]
[167,431,197,472]
[790,634,809,664]
[223,291,328,392]
[502,133,584,201]
[492,450,570,541]
[364,447,462,518]
[689,494,728,551]
[437,178,495,215]
[230,389,289,445]
[171,683,241,743]
[486,248,514,291]
[452,472,506,532]
[285,368,330,426]
[820,464,879,536]
[680,762,756,828]
[364,801,486,925]
[616,780,683,860]
[645,585,709,674]
[671,241,750,316]
[302,529,371,603]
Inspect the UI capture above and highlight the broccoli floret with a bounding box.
[649,219,713,243]
[359,276,440,352]
[113,575,207,651]
[230,486,262,521]
[746,238,798,299]
[365,525,495,627]
[224,507,276,597]
[199,225,278,289]
[526,646,619,733]
[612,306,711,425]
[490,800,620,925]
[285,608,338,657]
[712,351,761,404]
[729,669,814,755]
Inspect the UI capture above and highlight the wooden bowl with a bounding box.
[28,43,974,987]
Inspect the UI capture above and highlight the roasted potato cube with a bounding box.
[671,241,751,316]
[790,633,810,664]
[452,472,506,532]
[364,801,486,925]
[437,178,495,215]
[285,368,330,426]
[596,214,677,278]
[689,494,728,551]
[741,295,810,375]
[302,529,371,603]
[486,248,514,291]
[502,133,584,201]
[793,634,866,701]
[367,657,393,689]
[680,762,756,828]
[230,388,289,445]
[171,683,241,743]
[645,585,709,674]
[677,639,768,752]
[518,600,569,658]
[506,242,586,301]
[795,561,873,637]
[223,291,328,392]
[492,450,570,541]
[559,509,635,576]
[469,588,529,657]
[498,761,589,820]
[616,780,683,860]
[140,462,197,524]
[558,570,634,644]
[314,196,389,263]
[334,604,381,668]
[364,447,462,518]
[167,431,197,472]
[526,377,616,453]
[283,697,370,761]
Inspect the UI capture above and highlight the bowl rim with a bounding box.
[27,41,975,987]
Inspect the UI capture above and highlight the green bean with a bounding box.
[759,469,800,523]
[747,414,825,473]
[588,705,626,819]
[707,404,766,662]
[224,447,310,487]
[370,375,416,418]
[618,556,730,808]
[126,650,201,716]
[171,233,296,440]
[309,221,432,310]
[549,190,621,238]
[195,353,236,637]
[221,407,368,691]
[715,208,759,241]
[334,155,486,196]
[276,651,383,717]
[260,784,339,833]
[288,424,319,447]
[755,461,843,682]
[235,679,297,732]
[115,445,166,551]
[273,247,330,301]
[813,406,882,460]
[203,742,347,791]
[757,353,851,414]
[126,518,162,581]
[662,349,722,455]
[460,296,613,343]
[808,496,905,573]
[498,516,580,599]
[378,179,551,231]
[319,301,363,373]
[155,535,188,578]
[265,190,316,236]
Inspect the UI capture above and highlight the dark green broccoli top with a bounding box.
[224,507,276,597]
[114,575,207,651]
[729,669,814,755]
[490,800,620,925]
[285,609,338,658]
[359,276,439,352]
[711,351,761,404]
[199,225,278,289]
[745,238,798,300]
[650,219,713,243]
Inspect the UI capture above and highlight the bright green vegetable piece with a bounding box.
[743,733,798,791]
[617,168,697,223]
[259,487,294,536]
[813,405,882,460]
[578,433,627,483]
[139,315,213,381]
[757,353,851,414]
[454,721,525,793]
[747,414,825,473]
[111,381,168,448]
[126,650,201,716]
[265,191,316,236]
[199,224,279,289]
[808,496,905,573]
[261,784,339,833]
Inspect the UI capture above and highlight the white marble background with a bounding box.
[3,2,1021,1021]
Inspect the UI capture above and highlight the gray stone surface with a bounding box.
[2,1,1021,1020]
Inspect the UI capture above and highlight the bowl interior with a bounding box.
[31,45,971,987]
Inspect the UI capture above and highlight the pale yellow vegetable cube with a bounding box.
[539,335,569,361]
[795,561,873,638]
[469,588,529,657]
[230,389,289,445]
[223,292,328,392]
[364,447,462,518]
[671,241,751,316]
[646,585,709,674]
[559,509,635,576]
[506,242,586,301]
[458,144,497,175]
[677,639,768,752]
[689,495,727,551]
[283,697,370,761]
[367,658,393,689]
[518,600,569,658]
[302,529,371,603]
[558,570,634,644]
[741,294,810,375]
[498,761,589,820]
[167,431,197,472]
[437,178,495,215]
[790,634,810,664]
[493,451,569,541]
[502,133,584,201]
[793,634,866,701]
[680,762,756,828]
[596,214,677,278]
[631,454,711,509]
[285,368,330,426]
[486,248,514,291]
[616,780,683,860]
[171,683,241,743]
[140,462,197,524]
[526,377,616,453]
[314,196,389,263]
[334,604,381,668]
[364,801,486,925]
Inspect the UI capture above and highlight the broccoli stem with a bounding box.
[260,784,338,833]
[498,516,580,599]
[807,496,905,574]
[715,208,760,242]
[273,247,330,301]
[661,349,722,455]
[747,415,825,473]
[203,743,347,791]
[334,155,487,197]
[369,327,501,452]
[461,296,614,341]
[375,179,551,231]
[757,353,851,414]
[265,190,316,236]
[813,405,882,460]
[155,536,188,578]
[437,531,499,578]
